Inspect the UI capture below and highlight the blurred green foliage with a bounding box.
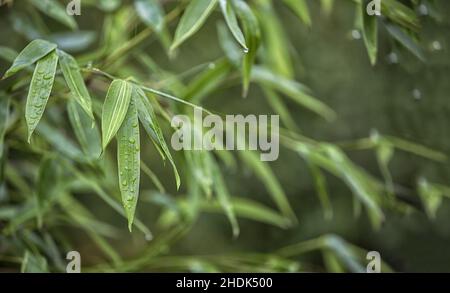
[0,0,449,273]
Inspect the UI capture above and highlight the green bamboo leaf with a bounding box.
[219,0,247,51]
[184,59,232,103]
[101,79,132,150]
[0,46,18,63]
[134,0,165,32]
[67,100,102,160]
[37,121,85,162]
[256,1,294,78]
[21,251,48,273]
[384,23,425,62]
[217,22,242,66]
[200,197,291,229]
[170,0,219,51]
[320,0,334,16]
[0,93,10,156]
[360,1,378,65]
[238,150,296,224]
[117,99,140,231]
[418,178,443,219]
[207,153,239,237]
[252,67,336,121]
[36,155,61,228]
[25,50,59,142]
[321,235,365,273]
[133,86,181,189]
[58,50,94,119]
[232,0,260,97]
[308,160,333,220]
[3,39,57,79]
[262,87,298,131]
[283,0,312,27]
[29,0,78,30]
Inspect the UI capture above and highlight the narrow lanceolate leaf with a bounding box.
[170,0,219,51]
[208,154,239,238]
[117,100,140,231]
[134,0,165,32]
[133,86,181,189]
[25,50,59,143]
[67,100,102,160]
[283,0,312,27]
[29,0,78,30]
[58,50,94,119]
[36,156,61,228]
[360,1,378,65]
[384,23,425,62]
[232,0,260,97]
[101,80,132,150]
[219,0,247,51]
[3,39,57,79]
[21,251,48,273]
[252,67,336,121]
[0,93,10,156]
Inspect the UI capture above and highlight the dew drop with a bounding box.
[412,88,422,101]
[431,41,442,51]
[351,29,361,40]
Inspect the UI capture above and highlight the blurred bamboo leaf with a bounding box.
[252,67,336,121]
[36,155,61,228]
[134,0,165,33]
[67,100,102,160]
[360,1,378,65]
[0,93,10,156]
[384,23,425,62]
[29,0,78,30]
[171,0,219,51]
[21,251,48,273]
[283,0,312,27]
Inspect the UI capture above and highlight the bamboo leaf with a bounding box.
[134,0,165,33]
[418,178,443,219]
[384,23,425,62]
[29,0,78,30]
[239,150,296,224]
[360,1,378,65]
[207,153,239,237]
[232,0,260,97]
[21,251,48,273]
[36,155,61,228]
[170,0,219,51]
[25,50,59,142]
[58,50,94,119]
[219,0,247,51]
[101,79,132,150]
[133,86,181,189]
[0,93,10,156]
[252,67,336,121]
[3,39,57,79]
[283,0,312,27]
[67,100,102,160]
[117,99,141,231]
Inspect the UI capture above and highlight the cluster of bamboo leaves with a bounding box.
[0,0,447,272]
